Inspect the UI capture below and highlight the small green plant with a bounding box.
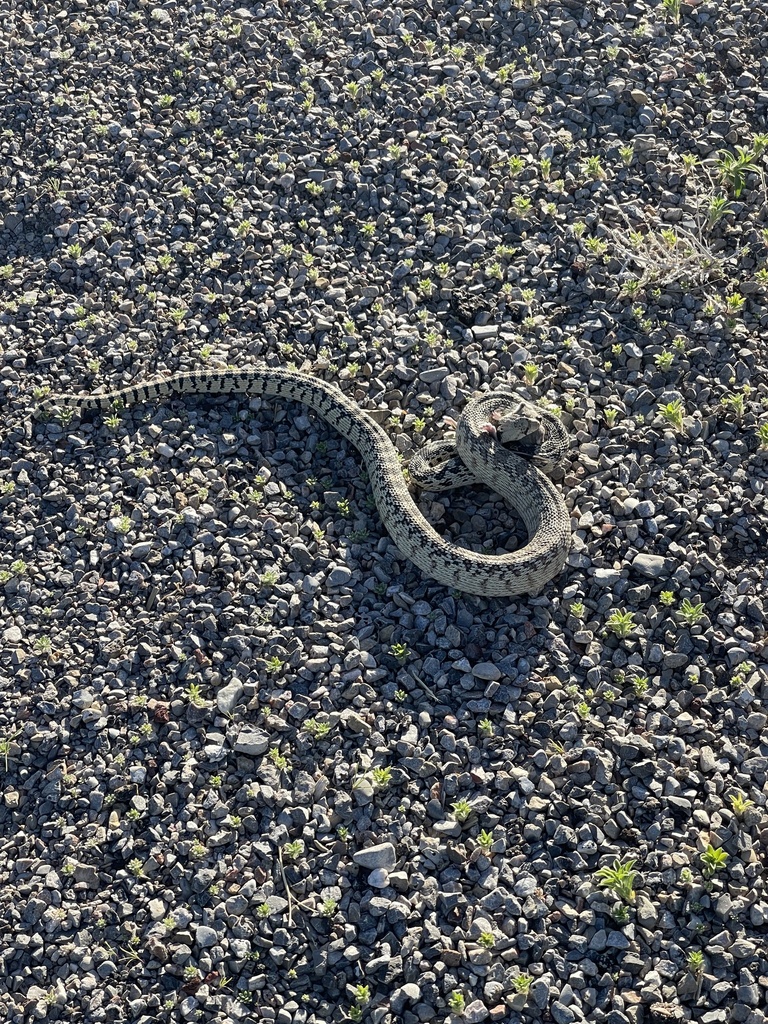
[352,984,370,1007]
[189,839,207,860]
[605,609,635,639]
[687,950,704,975]
[477,829,494,852]
[303,717,331,739]
[659,591,675,607]
[659,398,685,430]
[512,974,533,994]
[662,0,681,24]
[447,991,465,1015]
[477,931,495,949]
[185,683,206,707]
[700,844,728,878]
[619,144,634,166]
[706,195,734,226]
[717,145,761,198]
[33,636,53,655]
[728,791,754,818]
[721,389,746,418]
[632,675,649,696]
[451,799,472,823]
[584,155,604,180]
[320,897,338,917]
[372,766,392,789]
[522,362,539,385]
[678,598,705,626]
[570,601,585,618]
[618,276,643,299]
[390,642,410,663]
[595,858,638,903]
[585,236,608,257]
[283,840,305,859]
[267,747,288,770]
[478,718,494,737]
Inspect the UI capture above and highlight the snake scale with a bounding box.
[35,368,571,597]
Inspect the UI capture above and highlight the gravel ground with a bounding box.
[2,0,768,1022]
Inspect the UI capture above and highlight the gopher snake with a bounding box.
[35,368,571,596]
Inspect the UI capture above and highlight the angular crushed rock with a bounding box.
[1,1,767,1023]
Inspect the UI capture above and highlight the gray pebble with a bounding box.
[233,729,270,756]
[353,843,396,869]
[631,553,670,578]
[195,925,219,948]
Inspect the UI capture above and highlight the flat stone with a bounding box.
[432,819,462,838]
[327,564,352,586]
[390,983,421,1014]
[631,553,670,578]
[73,863,100,887]
[551,1002,576,1024]
[352,842,397,870]
[471,325,498,341]
[195,925,218,948]
[233,728,269,756]
[341,710,372,736]
[531,978,550,1009]
[216,679,244,714]
[463,1000,490,1023]
[148,898,166,919]
[419,367,449,383]
[471,662,501,681]
[593,568,621,585]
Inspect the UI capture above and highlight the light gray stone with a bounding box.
[233,728,269,756]
[216,679,244,714]
[195,925,218,948]
[632,553,670,578]
[352,842,396,870]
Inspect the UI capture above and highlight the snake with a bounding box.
[34,368,571,597]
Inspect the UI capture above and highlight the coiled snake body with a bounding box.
[35,368,571,596]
